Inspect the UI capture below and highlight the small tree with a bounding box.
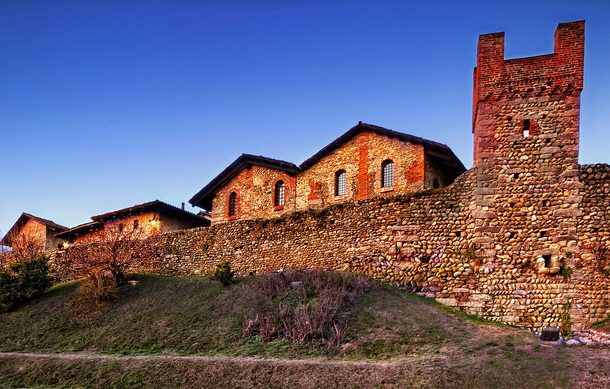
[0,229,46,269]
[57,223,164,301]
[212,261,235,286]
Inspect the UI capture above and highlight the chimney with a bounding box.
[181,202,185,210]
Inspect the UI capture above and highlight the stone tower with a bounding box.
[471,21,585,272]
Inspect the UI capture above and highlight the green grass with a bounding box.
[0,274,521,359]
[0,273,609,388]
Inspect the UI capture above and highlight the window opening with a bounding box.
[381,160,394,188]
[228,192,237,217]
[523,119,531,138]
[274,180,285,206]
[335,170,347,196]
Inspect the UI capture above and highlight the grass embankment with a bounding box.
[0,274,609,388]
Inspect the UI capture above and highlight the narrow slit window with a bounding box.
[381,159,394,188]
[543,255,552,268]
[274,180,285,207]
[335,170,347,196]
[523,119,531,138]
[228,192,237,217]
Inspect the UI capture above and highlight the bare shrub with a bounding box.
[65,283,109,324]
[242,270,371,346]
[56,224,164,301]
[0,229,45,269]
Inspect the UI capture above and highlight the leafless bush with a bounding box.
[0,229,45,268]
[65,283,110,324]
[242,270,371,346]
[56,224,164,301]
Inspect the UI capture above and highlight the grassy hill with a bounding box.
[0,273,609,388]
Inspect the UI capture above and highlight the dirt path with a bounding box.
[0,351,451,389]
[0,350,429,366]
[1,349,608,388]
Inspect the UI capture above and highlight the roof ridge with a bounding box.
[299,122,461,170]
[91,199,205,221]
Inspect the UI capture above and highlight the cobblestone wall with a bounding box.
[52,21,609,332]
[135,165,609,331]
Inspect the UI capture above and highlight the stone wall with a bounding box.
[132,165,609,331]
[51,21,609,332]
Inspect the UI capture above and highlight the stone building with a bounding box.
[36,20,610,332]
[120,20,608,332]
[189,155,301,225]
[471,20,585,273]
[1,213,67,251]
[55,200,209,245]
[190,122,465,224]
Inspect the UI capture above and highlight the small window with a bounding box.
[432,178,440,189]
[335,170,347,196]
[274,180,285,207]
[228,192,237,217]
[523,119,530,138]
[118,223,125,232]
[133,219,139,229]
[543,255,552,268]
[381,159,394,188]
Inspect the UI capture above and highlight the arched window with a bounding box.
[432,178,440,189]
[228,192,237,217]
[381,159,394,188]
[274,180,285,207]
[335,170,347,196]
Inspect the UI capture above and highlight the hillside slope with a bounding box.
[0,274,608,388]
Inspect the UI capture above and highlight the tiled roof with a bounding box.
[91,200,207,222]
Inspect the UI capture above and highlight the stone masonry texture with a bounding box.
[52,21,609,332]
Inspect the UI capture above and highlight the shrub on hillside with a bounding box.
[212,261,235,286]
[0,256,53,312]
[242,270,371,346]
[55,224,164,302]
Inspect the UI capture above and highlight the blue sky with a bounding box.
[1,0,609,231]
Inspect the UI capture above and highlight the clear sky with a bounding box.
[1,0,609,232]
